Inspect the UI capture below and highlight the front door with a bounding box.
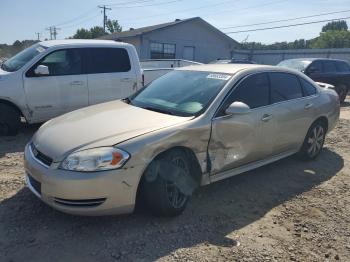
[208,72,273,174]
[24,48,88,122]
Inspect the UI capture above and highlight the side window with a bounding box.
[307,61,322,73]
[28,49,83,77]
[88,48,131,74]
[300,78,317,96]
[335,61,350,72]
[323,61,337,73]
[270,72,303,103]
[225,73,270,110]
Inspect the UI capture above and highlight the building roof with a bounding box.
[101,17,239,46]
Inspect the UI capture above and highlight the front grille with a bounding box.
[28,174,41,195]
[54,197,106,208]
[30,143,53,167]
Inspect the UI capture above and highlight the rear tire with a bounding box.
[142,149,193,217]
[298,121,326,161]
[336,84,348,103]
[0,104,20,136]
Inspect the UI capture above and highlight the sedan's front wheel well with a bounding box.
[136,147,203,200]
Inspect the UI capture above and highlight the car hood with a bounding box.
[33,100,192,162]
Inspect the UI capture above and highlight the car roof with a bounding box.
[178,64,279,74]
[281,58,348,63]
[40,39,131,48]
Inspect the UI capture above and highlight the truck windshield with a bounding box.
[130,70,232,117]
[1,44,47,72]
[277,59,312,72]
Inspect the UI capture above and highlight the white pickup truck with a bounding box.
[0,40,146,135]
[0,40,202,136]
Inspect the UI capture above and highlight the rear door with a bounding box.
[24,48,88,122]
[87,47,138,105]
[267,72,313,154]
[208,73,272,174]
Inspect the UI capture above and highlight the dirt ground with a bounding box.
[0,99,349,262]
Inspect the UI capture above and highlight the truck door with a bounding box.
[86,47,138,105]
[24,48,88,122]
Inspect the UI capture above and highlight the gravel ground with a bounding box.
[0,99,349,262]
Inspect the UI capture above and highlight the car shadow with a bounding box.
[0,148,344,262]
[0,123,40,157]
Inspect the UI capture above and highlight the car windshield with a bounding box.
[130,70,232,117]
[278,59,312,72]
[1,44,47,72]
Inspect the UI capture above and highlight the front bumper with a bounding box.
[24,144,143,216]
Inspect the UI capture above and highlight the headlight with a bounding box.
[60,147,130,172]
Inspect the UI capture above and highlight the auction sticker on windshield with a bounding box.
[206,74,231,81]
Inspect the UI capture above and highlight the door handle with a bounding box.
[304,103,313,110]
[70,81,84,86]
[121,78,132,82]
[261,114,273,122]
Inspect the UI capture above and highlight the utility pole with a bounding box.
[98,5,112,32]
[46,26,61,40]
[35,32,41,41]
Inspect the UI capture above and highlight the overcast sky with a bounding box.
[1,0,349,44]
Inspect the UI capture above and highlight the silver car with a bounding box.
[24,64,340,216]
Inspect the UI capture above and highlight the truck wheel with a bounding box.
[298,121,326,161]
[0,104,20,136]
[142,149,193,217]
[336,85,348,103]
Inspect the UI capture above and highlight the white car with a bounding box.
[0,40,143,135]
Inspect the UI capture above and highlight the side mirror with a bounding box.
[225,101,251,115]
[34,65,49,76]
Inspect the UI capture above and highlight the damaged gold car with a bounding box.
[24,64,340,216]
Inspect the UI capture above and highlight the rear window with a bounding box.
[335,61,350,72]
[300,78,317,96]
[88,48,131,74]
[270,72,303,103]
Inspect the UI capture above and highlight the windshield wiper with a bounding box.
[144,106,174,115]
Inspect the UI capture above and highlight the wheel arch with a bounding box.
[313,116,329,133]
[0,98,25,119]
[136,146,203,198]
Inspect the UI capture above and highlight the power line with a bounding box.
[118,0,237,23]
[107,0,183,9]
[224,16,350,34]
[98,5,112,32]
[220,9,350,30]
[52,7,97,27]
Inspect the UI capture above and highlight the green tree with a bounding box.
[90,26,107,38]
[322,20,348,32]
[72,28,92,39]
[106,19,122,33]
[310,30,350,48]
[72,26,107,39]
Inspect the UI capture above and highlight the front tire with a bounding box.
[298,122,326,161]
[0,104,20,136]
[142,149,193,217]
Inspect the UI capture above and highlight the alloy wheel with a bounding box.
[307,125,325,158]
[165,157,189,209]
